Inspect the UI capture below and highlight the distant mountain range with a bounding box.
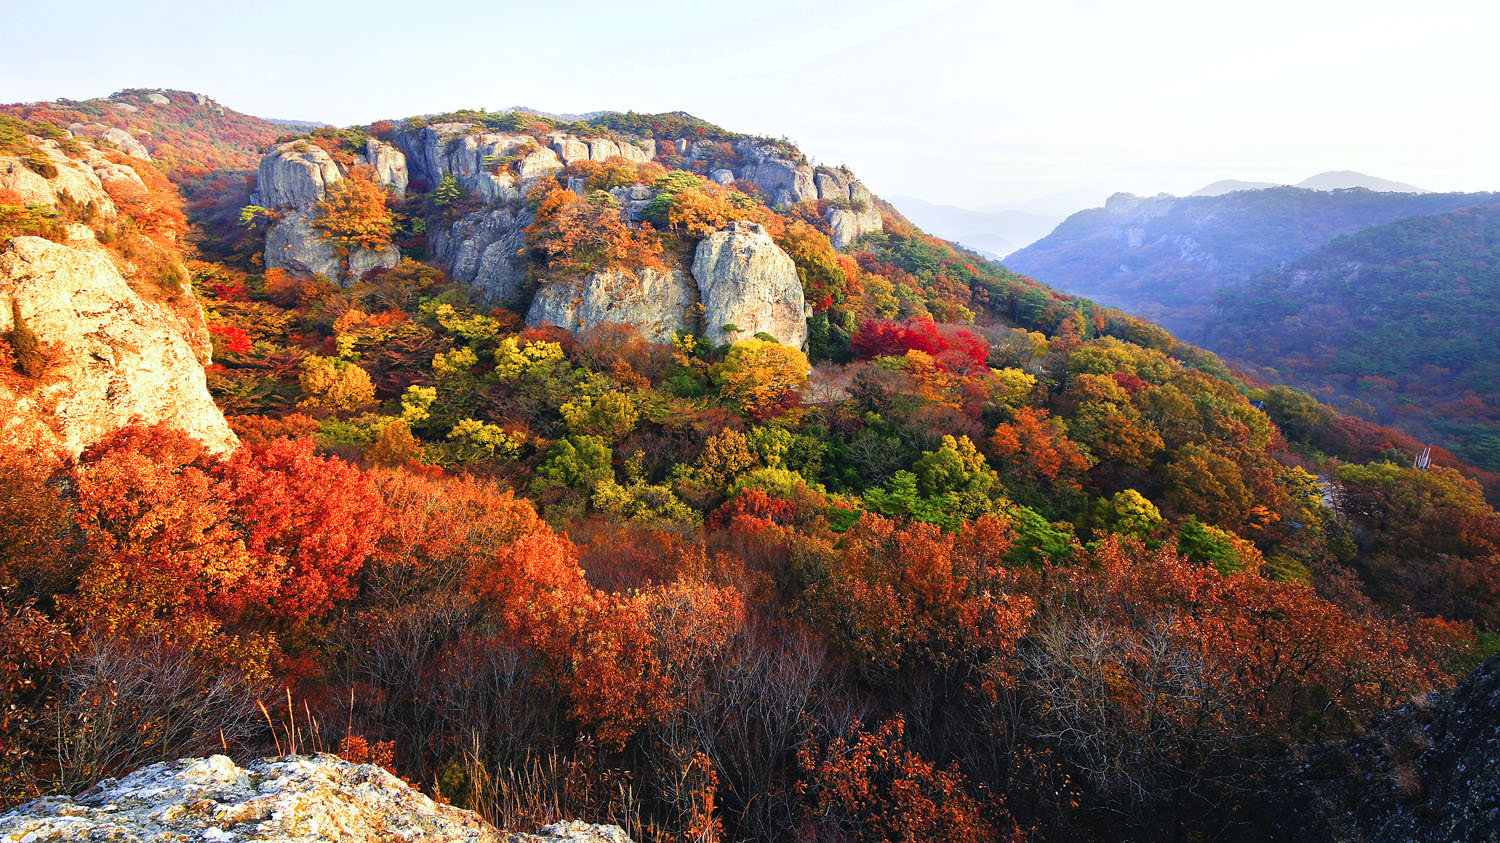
[887,195,1062,259]
[898,174,1427,261]
[1192,170,1428,197]
[1208,205,1500,470]
[1003,187,1500,335]
[1004,185,1500,471]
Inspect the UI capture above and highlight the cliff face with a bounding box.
[527,266,698,343]
[0,236,237,457]
[525,221,809,348]
[692,221,808,348]
[0,754,634,843]
[255,141,401,284]
[1276,652,1500,842]
[252,120,881,346]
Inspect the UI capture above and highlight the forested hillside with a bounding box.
[3,96,1499,842]
[1209,205,1500,471]
[1005,187,1500,335]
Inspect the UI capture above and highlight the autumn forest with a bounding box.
[1,89,1498,842]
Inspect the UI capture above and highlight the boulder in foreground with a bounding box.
[0,754,633,843]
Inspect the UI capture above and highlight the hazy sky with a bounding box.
[5,0,1498,207]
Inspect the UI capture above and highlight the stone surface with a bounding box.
[0,754,634,843]
[827,207,883,250]
[692,221,808,348]
[394,125,561,201]
[144,92,170,105]
[736,145,813,208]
[264,210,397,285]
[355,138,409,198]
[527,267,698,343]
[432,205,534,305]
[0,236,236,457]
[255,141,343,209]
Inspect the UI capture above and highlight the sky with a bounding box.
[5,0,1499,209]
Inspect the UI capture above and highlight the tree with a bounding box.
[713,338,809,420]
[312,166,393,253]
[1091,489,1162,539]
[298,355,375,413]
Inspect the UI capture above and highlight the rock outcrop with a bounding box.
[0,137,123,219]
[254,141,400,285]
[355,138,408,198]
[527,267,698,343]
[0,754,634,843]
[547,132,653,166]
[1271,652,1500,842]
[828,206,883,250]
[395,123,562,203]
[66,123,151,160]
[0,236,236,456]
[692,221,808,348]
[255,141,343,209]
[432,205,534,305]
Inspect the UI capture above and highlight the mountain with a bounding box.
[6,89,1500,843]
[887,194,1062,258]
[1207,205,1500,470]
[1004,187,1500,335]
[1191,171,1428,198]
[1297,170,1427,193]
[0,88,315,175]
[1192,179,1279,196]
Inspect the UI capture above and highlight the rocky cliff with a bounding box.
[0,754,633,843]
[252,118,881,346]
[255,140,400,284]
[0,235,237,457]
[692,221,808,347]
[1274,652,1500,841]
[524,221,808,348]
[527,266,698,343]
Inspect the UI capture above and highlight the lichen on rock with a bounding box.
[0,754,635,843]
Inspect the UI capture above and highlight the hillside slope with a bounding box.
[1004,188,1500,335]
[0,88,309,175]
[1208,205,1500,470]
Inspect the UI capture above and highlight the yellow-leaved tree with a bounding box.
[712,338,809,420]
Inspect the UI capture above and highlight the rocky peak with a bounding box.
[253,141,402,284]
[255,140,344,210]
[0,236,237,457]
[0,754,634,843]
[692,220,809,348]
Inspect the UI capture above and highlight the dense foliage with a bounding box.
[1005,187,1500,336]
[4,98,1500,843]
[1210,206,1500,472]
